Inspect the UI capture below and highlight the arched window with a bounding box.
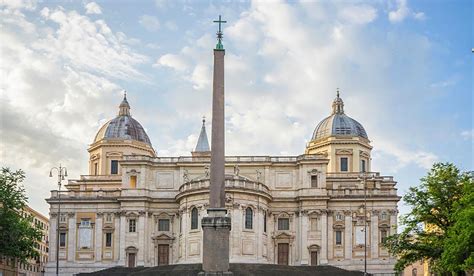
[191,208,198,230]
[412,268,417,276]
[245,207,253,229]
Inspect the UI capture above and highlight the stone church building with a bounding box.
[45,92,400,275]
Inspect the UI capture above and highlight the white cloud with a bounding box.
[139,15,160,31]
[35,8,147,79]
[461,130,474,140]
[165,20,177,31]
[154,54,189,71]
[85,2,102,15]
[389,0,426,23]
[339,5,378,25]
[0,0,36,10]
[191,64,211,90]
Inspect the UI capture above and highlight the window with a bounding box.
[179,215,182,233]
[111,160,118,175]
[311,175,318,188]
[412,268,417,276]
[191,208,198,230]
[360,159,366,173]
[129,219,136,232]
[278,218,289,231]
[263,211,267,233]
[381,211,388,221]
[105,232,112,247]
[245,207,253,229]
[335,213,344,221]
[59,215,67,223]
[94,163,98,175]
[105,214,113,223]
[310,218,318,231]
[380,229,388,243]
[59,232,66,247]
[335,230,342,245]
[158,219,170,231]
[340,157,348,172]
[130,175,137,189]
[80,219,91,227]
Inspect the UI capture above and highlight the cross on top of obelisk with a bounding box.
[213,15,227,50]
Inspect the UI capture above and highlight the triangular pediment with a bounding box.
[153,233,174,240]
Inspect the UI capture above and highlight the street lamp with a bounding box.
[49,164,67,276]
[358,172,375,276]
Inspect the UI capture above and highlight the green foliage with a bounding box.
[0,168,42,263]
[384,163,474,274]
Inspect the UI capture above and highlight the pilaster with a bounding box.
[320,211,328,264]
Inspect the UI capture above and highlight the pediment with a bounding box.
[152,233,174,240]
[273,232,294,240]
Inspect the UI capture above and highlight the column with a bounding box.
[320,211,328,264]
[95,215,103,262]
[327,213,334,261]
[138,213,145,265]
[344,212,352,260]
[119,215,126,265]
[67,214,76,262]
[371,212,379,259]
[114,213,120,262]
[49,214,58,264]
[300,212,308,265]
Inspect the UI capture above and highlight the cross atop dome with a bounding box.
[213,15,227,50]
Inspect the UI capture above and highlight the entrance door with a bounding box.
[311,251,318,266]
[128,253,136,268]
[158,244,169,265]
[277,243,289,265]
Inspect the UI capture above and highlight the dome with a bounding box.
[93,94,152,145]
[311,91,368,140]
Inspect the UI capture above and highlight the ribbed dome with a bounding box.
[311,91,368,141]
[93,94,152,145]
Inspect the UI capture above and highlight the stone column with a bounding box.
[95,215,103,262]
[327,213,334,261]
[138,213,145,266]
[119,215,126,265]
[49,214,58,264]
[320,211,328,264]
[68,214,76,262]
[371,212,379,259]
[299,211,308,265]
[344,212,352,260]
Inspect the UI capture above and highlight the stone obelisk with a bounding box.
[200,15,232,275]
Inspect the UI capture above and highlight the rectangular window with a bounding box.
[158,219,170,231]
[94,162,98,175]
[311,175,318,188]
[59,232,66,247]
[130,175,137,189]
[335,230,342,245]
[105,232,112,247]
[105,214,112,223]
[111,160,119,175]
[263,211,267,233]
[129,219,136,232]
[381,229,388,243]
[340,157,348,172]
[360,160,366,173]
[278,218,290,231]
[179,215,182,233]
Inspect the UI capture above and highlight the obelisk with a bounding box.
[200,15,232,275]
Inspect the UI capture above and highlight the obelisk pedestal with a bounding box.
[199,17,232,276]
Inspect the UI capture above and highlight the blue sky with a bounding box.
[0,0,472,217]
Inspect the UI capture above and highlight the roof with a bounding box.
[194,118,210,152]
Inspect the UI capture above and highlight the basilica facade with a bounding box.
[45,92,400,275]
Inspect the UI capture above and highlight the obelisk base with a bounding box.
[199,208,233,276]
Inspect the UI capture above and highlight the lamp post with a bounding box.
[358,172,374,276]
[49,165,67,276]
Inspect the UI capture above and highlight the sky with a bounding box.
[0,0,472,217]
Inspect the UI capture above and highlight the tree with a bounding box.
[0,168,42,264]
[384,163,473,274]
